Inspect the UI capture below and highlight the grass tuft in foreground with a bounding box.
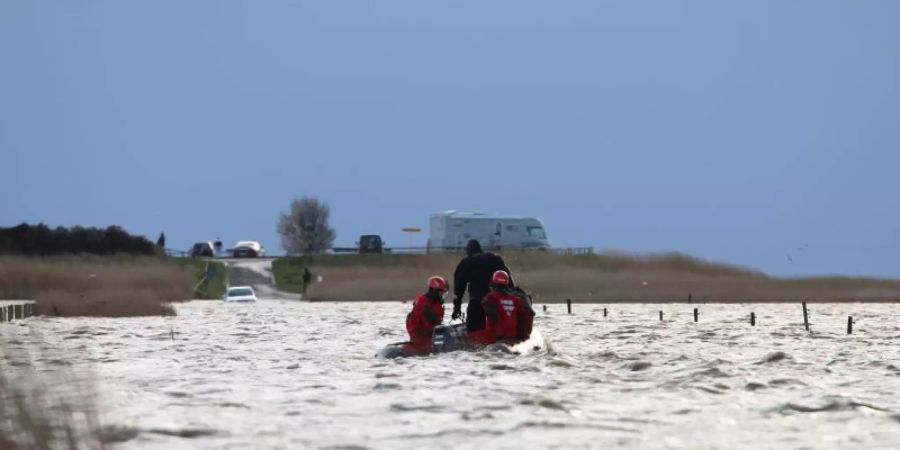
[0,340,105,450]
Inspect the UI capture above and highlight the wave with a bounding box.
[775,398,890,414]
[512,421,639,433]
[757,351,793,364]
[624,361,652,371]
[389,403,445,413]
[519,398,568,411]
[689,367,730,380]
[768,378,807,387]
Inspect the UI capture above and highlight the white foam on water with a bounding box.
[3,302,900,449]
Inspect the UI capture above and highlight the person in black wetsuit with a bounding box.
[452,239,514,332]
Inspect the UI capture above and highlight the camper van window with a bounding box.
[527,227,547,239]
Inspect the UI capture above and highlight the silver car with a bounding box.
[224,286,258,303]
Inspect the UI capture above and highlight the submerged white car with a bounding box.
[224,286,258,303]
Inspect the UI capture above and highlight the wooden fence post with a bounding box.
[802,302,809,331]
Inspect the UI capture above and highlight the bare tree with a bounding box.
[277,196,336,255]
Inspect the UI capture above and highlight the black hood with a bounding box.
[465,239,483,257]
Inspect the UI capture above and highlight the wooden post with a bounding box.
[750,312,756,326]
[567,299,572,314]
[603,307,607,317]
[693,307,698,322]
[847,316,853,334]
[0,306,5,322]
[15,304,22,319]
[542,304,547,312]
[659,311,664,321]
[802,302,809,331]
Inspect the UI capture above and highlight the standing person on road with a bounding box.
[302,267,312,294]
[452,239,514,332]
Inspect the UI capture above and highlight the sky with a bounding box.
[2,1,898,277]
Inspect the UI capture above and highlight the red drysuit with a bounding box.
[469,290,534,346]
[403,293,444,354]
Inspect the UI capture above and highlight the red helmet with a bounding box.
[427,276,449,292]
[491,270,510,287]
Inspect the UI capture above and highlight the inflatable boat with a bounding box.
[376,323,545,359]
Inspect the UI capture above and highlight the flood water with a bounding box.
[2,301,900,449]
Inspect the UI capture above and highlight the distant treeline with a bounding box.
[0,223,156,256]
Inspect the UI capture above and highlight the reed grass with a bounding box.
[0,340,105,449]
[306,252,900,302]
[0,256,193,316]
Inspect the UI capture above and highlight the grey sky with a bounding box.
[2,1,898,277]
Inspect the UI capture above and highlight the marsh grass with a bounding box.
[170,259,228,299]
[306,252,900,302]
[0,339,105,450]
[0,256,193,316]
[271,258,308,294]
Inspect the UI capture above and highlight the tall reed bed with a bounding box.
[0,256,193,316]
[305,252,900,302]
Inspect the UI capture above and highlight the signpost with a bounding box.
[402,227,422,252]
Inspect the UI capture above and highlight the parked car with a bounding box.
[190,241,215,257]
[232,241,265,258]
[224,286,257,303]
[357,235,384,254]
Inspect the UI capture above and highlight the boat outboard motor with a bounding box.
[432,323,468,353]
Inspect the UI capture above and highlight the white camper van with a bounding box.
[428,211,550,251]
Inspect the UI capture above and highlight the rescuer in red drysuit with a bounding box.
[468,270,534,346]
[402,276,449,355]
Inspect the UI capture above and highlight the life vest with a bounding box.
[405,294,444,352]
[480,291,534,343]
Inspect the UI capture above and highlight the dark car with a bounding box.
[357,235,384,254]
[190,242,214,257]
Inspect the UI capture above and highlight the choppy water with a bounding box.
[3,301,900,449]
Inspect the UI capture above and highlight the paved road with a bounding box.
[227,260,303,301]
